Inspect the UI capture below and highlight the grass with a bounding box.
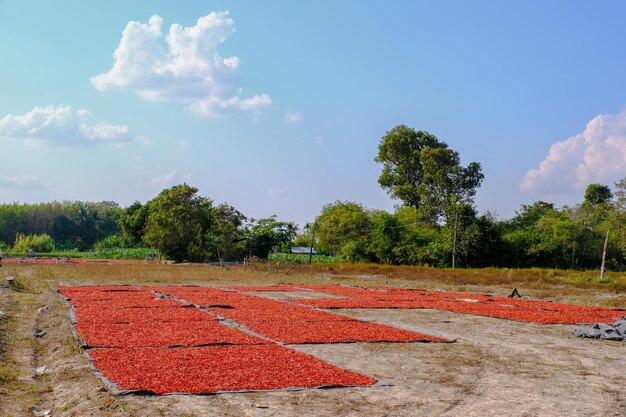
[5,247,156,260]
[268,253,338,264]
[22,259,625,294]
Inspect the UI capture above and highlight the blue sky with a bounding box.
[2,1,626,227]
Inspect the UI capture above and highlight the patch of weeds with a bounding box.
[8,275,32,293]
[0,366,18,385]
[591,276,612,284]
[116,402,133,413]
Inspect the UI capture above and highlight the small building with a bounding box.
[290,246,317,254]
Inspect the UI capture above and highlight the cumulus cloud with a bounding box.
[0,176,50,190]
[284,112,302,124]
[91,12,271,117]
[0,105,141,147]
[521,109,626,193]
[151,170,192,188]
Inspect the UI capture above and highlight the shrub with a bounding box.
[12,233,55,254]
[94,234,126,250]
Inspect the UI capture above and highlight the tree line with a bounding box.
[0,124,624,270]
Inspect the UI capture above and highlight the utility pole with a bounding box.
[600,229,609,278]
[308,223,317,265]
[452,210,458,268]
[452,205,458,269]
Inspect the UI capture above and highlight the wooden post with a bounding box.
[600,230,609,278]
[452,209,458,269]
[308,223,317,265]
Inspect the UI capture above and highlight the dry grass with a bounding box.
[30,261,626,309]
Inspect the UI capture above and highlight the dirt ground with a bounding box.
[0,262,624,417]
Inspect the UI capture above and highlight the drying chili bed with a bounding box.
[88,345,378,395]
[238,320,449,344]
[286,285,626,324]
[60,285,450,395]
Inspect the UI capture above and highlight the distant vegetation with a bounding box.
[268,253,338,264]
[0,125,624,270]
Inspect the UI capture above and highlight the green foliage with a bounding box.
[419,147,483,222]
[143,184,213,262]
[244,216,298,258]
[375,125,446,208]
[375,125,483,223]
[12,233,55,254]
[212,204,247,261]
[584,183,613,206]
[509,201,555,227]
[87,247,155,260]
[118,201,149,247]
[93,234,126,250]
[0,201,121,250]
[314,201,372,262]
[367,211,401,264]
[268,253,337,263]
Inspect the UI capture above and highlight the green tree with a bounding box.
[212,204,247,262]
[143,184,213,262]
[119,201,149,247]
[375,125,483,223]
[367,211,401,264]
[584,183,613,206]
[420,147,484,222]
[315,201,372,262]
[244,216,297,258]
[13,233,55,254]
[375,125,446,208]
[391,206,439,265]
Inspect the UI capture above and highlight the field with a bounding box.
[1,261,625,416]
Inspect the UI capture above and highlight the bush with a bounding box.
[94,234,126,250]
[268,253,338,264]
[12,233,55,254]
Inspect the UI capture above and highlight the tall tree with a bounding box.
[244,216,297,258]
[375,125,446,208]
[143,184,213,262]
[584,183,613,206]
[314,201,372,261]
[119,201,149,247]
[419,146,484,222]
[212,204,247,262]
[375,125,483,222]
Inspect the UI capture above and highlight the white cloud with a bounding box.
[132,136,152,146]
[151,170,192,188]
[284,111,303,124]
[522,109,626,193]
[0,105,141,147]
[267,189,284,196]
[315,136,325,144]
[0,176,50,190]
[91,12,271,117]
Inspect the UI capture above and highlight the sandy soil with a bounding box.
[1,265,625,417]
